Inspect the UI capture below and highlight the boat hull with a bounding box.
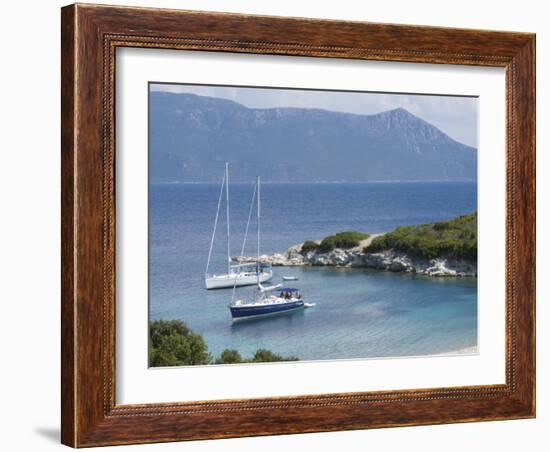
[205,270,273,289]
[230,300,304,320]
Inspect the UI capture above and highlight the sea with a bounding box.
[149,181,478,362]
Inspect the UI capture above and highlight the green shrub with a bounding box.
[317,231,370,252]
[149,320,211,367]
[216,348,298,364]
[249,349,298,363]
[364,213,477,261]
[433,221,449,231]
[215,349,243,364]
[149,320,300,367]
[301,240,319,252]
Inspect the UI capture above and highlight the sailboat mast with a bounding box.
[205,171,226,277]
[225,162,231,275]
[257,175,261,285]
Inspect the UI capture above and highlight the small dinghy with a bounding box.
[282,276,298,281]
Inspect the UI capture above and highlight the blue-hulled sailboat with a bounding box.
[230,285,305,320]
[228,176,310,321]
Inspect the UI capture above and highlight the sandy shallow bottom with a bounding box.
[437,346,478,356]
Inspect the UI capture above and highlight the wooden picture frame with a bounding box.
[61,3,535,447]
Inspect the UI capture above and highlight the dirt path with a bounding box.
[355,233,383,250]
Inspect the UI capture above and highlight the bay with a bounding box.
[149,181,477,361]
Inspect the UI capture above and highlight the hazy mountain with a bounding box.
[149,92,476,183]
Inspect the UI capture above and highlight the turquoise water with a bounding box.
[149,182,477,361]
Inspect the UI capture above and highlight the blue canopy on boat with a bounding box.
[280,288,300,292]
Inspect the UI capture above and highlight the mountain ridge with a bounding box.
[149,92,476,183]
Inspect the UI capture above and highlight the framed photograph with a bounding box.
[61,3,536,447]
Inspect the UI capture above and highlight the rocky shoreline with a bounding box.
[235,235,477,277]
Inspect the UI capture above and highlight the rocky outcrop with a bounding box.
[234,238,477,277]
[361,250,476,276]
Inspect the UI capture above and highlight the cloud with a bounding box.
[150,83,477,147]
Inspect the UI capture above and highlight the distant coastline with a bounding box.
[150,92,477,184]
[236,213,477,277]
[152,179,477,185]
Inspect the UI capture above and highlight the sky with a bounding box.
[151,83,478,148]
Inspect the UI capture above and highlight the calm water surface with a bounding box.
[149,182,477,361]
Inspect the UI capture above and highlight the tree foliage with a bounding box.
[317,231,370,252]
[149,320,299,367]
[215,349,243,364]
[365,213,477,260]
[215,348,298,364]
[301,240,320,253]
[250,348,298,363]
[149,320,211,367]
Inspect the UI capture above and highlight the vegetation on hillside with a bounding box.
[364,213,477,260]
[301,240,320,252]
[215,348,298,364]
[302,231,370,253]
[149,320,298,367]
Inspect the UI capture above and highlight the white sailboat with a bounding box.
[204,163,273,290]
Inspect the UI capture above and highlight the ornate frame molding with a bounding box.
[61,4,535,447]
